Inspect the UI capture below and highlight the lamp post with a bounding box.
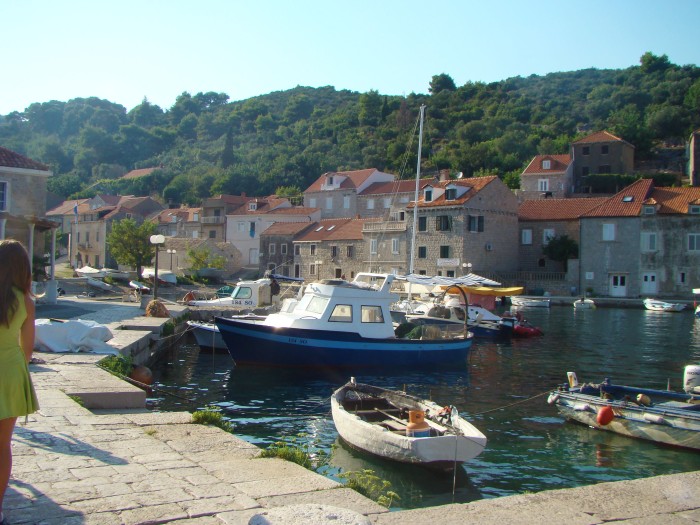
[167,248,177,271]
[150,234,165,300]
[462,262,472,275]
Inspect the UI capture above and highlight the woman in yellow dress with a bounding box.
[0,240,39,525]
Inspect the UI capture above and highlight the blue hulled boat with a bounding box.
[215,273,473,368]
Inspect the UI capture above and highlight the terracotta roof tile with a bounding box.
[304,168,382,193]
[519,197,608,221]
[573,130,632,146]
[522,154,572,176]
[410,176,496,208]
[360,179,424,196]
[121,167,159,179]
[262,222,316,236]
[582,179,653,217]
[649,187,700,214]
[0,146,50,171]
[46,198,89,216]
[296,218,356,242]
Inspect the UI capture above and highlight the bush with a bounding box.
[192,406,235,433]
[99,354,133,377]
[258,434,331,472]
[338,469,399,508]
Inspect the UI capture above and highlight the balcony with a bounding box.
[77,243,92,250]
[201,216,224,224]
[362,221,407,232]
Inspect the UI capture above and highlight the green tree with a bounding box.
[186,245,224,271]
[542,235,578,272]
[106,218,157,280]
[359,90,382,127]
[429,73,457,94]
[639,52,672,75]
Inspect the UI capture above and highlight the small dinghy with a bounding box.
[331,379,487,471]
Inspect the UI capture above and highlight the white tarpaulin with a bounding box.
[400,273,501,287]
[35,318,117,354]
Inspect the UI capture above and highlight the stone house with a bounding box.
[518,197,608,272]
[152,206,202,238]
[407,175,519,277]
[46,198,89,254]
[226,197,320,269]
[70,195,163,269]
[303,168,396,219]
[200,194,255,241]
[150,236,241,277]
[0,146,57,268]
[579,178,700,298]
[572,131,635,192]
[519,154,573,199]
[259,221,316,277]
[293,218,371,281]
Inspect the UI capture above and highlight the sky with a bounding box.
[2,0,700,115]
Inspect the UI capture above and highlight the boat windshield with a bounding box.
[304,296,329,315]
[231,286,252,299]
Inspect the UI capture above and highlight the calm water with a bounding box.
[148,306,700,509]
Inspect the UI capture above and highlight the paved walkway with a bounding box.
[4,297,699,524]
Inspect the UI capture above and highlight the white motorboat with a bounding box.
[86,277,112,291]
[101,268,134,281]
[215,273,473,368]
[75,265,106,278]
[643,298,685,312]
[331,379,486,471]
[141,268,177,285]
[573,297,596,309]
[510,296,551,308]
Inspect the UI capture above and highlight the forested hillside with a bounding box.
[1,52,699,205]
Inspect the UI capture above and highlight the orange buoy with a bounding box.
[636,394,651,406]
[406,410,430,437]
[596,405,614,426]
[129,365,154,386]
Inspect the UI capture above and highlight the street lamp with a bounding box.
[463,262,472,275]
[167,248,177,271]
[150,234,165,299]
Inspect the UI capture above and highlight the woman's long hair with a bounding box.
[0,239,32,327]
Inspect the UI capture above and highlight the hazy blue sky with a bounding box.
[2,0,699,115]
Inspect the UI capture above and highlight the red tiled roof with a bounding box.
[522,154,572,176]
[46,198,88,216]
[573,130,630,145]
[295,218,355,242]
[410,176,496,208]
[519,197,608,221]
[360,179,424,196]
[582,179,653,217]
[304,168,381,193]
[121,167,159,179]
[648,187,700,214]
[262,222,316,236]
[0,146,49,171]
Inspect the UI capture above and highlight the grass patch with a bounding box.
[98,354,133,377]
[338,469,399,508]
[144,428,158,436]
[192,406,235,433]
[258,434,331,472]
[67,394,85,407]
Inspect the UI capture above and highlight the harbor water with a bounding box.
[148,305,700,510]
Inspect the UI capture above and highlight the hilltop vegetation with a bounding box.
[1,52,699,205]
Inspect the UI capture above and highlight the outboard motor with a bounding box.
[683,365,700,394]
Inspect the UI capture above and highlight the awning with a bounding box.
[400,273,501,287]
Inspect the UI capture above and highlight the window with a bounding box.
[439,245,450,258]
[343,196,350,209]
[424,188,433,202]
[370,239,378,254]
[521,229,533,245]
[384,198,392,208]
[249,222,255,237]
[598,165,611,174]
[328,176,334,185]
[361,305,384,323]
[602,223,616,241]
[237,222,246,232]
[367,199,375,210]
[643,206,655,215]
[281,243,287,255]
[391,238,399,254]
[688,234,700,251]
[294,244,300,255]
[77,232,80,243]
[346,245,354,258]
[309,264,317,275]
[86,231,90,243]
[94,255,99,267]
[248,202,257,211]
[418,246,427,258]
[468,215,484,233]
[331,246,338,258]
[582,146,590,155]
[0,181,7,211]
[445,188,457,200]
[542,160,551,170]
[96,231,99,242]
[543,228,555,245]
[601,145,609,154]
[690,205,700,214]
[310,244,316,255]
[214,209,221,217]
[326,197,333,209]
[209,230,216,239]
[436,215,451,231]
[641,232,657,252]
[678,272,687,284]
[418,216,427,231]
[446,270,455,277]
[538,179,549,191]
[269,243,276,255]
[192,231,199,238]
[309,198,317,208]
[329,304,353,323]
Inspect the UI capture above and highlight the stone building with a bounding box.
[572,131,635,192]
[519,154,573,199]
[259,221,316,278]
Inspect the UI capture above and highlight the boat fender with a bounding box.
[642,413,666,425]
[596,405,614,426]
[573,402,592,412]
[636,394,652,407]
[547,393,560,405]
[406,410,430,437]
[437,405,452,423]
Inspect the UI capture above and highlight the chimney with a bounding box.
[439,169,450,182]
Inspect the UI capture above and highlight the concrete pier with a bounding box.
[3,295,697,524]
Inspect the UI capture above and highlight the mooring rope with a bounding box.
[471,389,552,416]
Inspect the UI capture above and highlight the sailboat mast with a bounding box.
[409,104,425,275]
